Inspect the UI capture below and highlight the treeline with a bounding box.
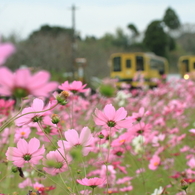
[3,7,195,83]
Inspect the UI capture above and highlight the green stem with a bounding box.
[91,187,95,195]
[32,167,66,191]
[0,105,24,133]
[37,122,69,166]
[0,102,59,133]
[37,122,79,194]
[105,127,112,192]
[56,124,80,194]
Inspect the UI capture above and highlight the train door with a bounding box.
[122,54,134,82]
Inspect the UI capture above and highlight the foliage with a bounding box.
[143,20,168,57]
[98,84,116,97]
[177,32,195,54]
[112,28,129,49]
[29,25,74,39]
[168,35,176,51]
[163,7,181,30]
[127,23,139,36]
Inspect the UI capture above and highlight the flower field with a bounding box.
[1,42,195,195]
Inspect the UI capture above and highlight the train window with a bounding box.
[113,57,121,71]
[150,59,165,74]
[159,63,165,75]
[182,59,189,72]
[126,59,131,68]
[136,56,144,71]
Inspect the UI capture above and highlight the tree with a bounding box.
[127,23,139,45]
[163,7,181,30]
[127,23,139,37]
[29,25,74,39]
[113,28,128,49]
[143,20,167,57]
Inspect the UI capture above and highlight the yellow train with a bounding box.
[109,52,169,88]
[178,55,195,80]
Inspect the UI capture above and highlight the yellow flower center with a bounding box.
[153,161,159,166]
[119,139,125,143]
[21,132,26,136]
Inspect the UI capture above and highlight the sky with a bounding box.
[1,0,195,40]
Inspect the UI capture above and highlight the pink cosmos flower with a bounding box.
[58,80,88,93]
[18,178,32,188]
[15,98,51,127]
[112,161,127,174]
[6,137,45,167]
[136,168,145,175]
[128,122,151,136]
[116,176,133,184]
[80,190,92,195]
[14,127,31,142]
[77,177,105,188]
[33,182,44,191]
[120,186,133,192]
[0,128,10,146]
[0,67,58,98]
[100,165,116,186]
[148,155,161,170]
[152,134,165,147]
[187,158,195,169]
[180,146,190,153]
[43,150,71,175]
[111,132,133,147]
[131,107,149,122]
[57,127,94,156]
[189,129,195,134]
[0,41,15,65]
[94,104,132,131]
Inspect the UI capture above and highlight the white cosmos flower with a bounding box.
[151,186,163,195]
[132,135,145,154]
[115,91,131,106]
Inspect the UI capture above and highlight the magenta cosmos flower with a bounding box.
[77,177,105,188]
[94,104,133,131]
[0,67,58,98]
[6,137,45,167]
[0,41,15,65]
[58,80,88,93]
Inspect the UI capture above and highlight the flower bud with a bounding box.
[77,170,81,174]
[56,91,69,105]
[181,179,188,191]
[32,116,42,123]
[136,117,142,122]
[98,133,104,139]
[11,166,18,173]
[51,114,60,124]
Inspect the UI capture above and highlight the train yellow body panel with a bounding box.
[109,52,168,88]
[178,55,195,80]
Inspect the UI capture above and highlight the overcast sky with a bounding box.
[1,0,195,40]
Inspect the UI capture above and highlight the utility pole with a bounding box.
[70,4,77,80]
